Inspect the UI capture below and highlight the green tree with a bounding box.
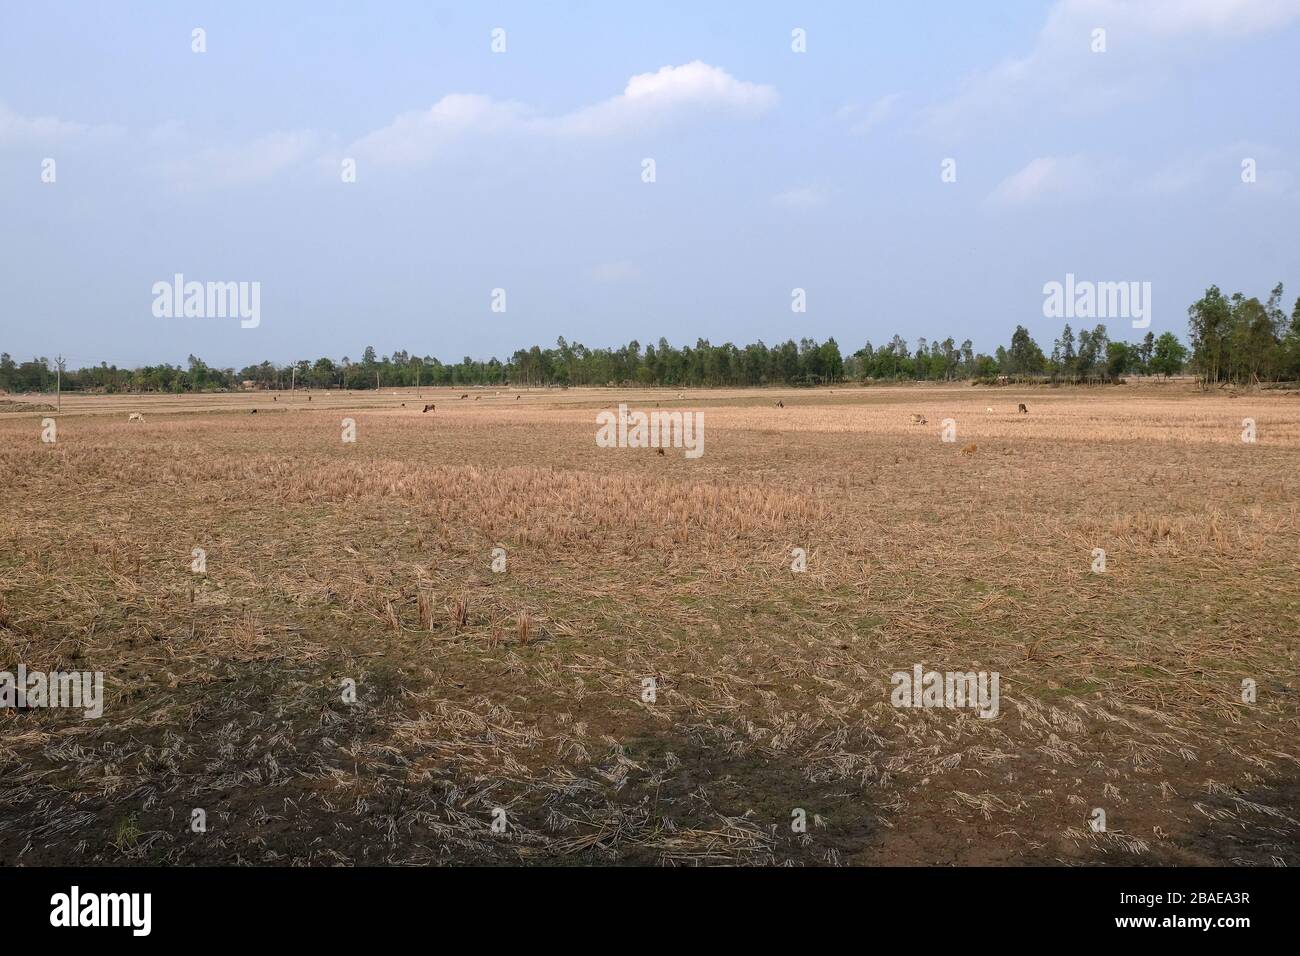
[1008,326,1046,375]
[1150,332,1188,377]
[1187,286,1231,384]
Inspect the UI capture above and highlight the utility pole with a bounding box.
[55,355,66,412]
[291,365,296,396]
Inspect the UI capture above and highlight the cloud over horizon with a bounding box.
[926,0,1300,137]
[348,61,777,169]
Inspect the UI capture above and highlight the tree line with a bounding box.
[1186,284,1300,385]
[4,284,1297,394]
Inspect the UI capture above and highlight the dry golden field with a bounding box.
[1,383,1298,865]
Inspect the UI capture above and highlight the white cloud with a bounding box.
[1144,142,1298,197]
[151,129,320,191]
[989,146,1298,205]
[4,62,774,186]
[0,102,121,148]
[928,0,1300,136]
[989,156,1091,204]
[347,95,530,169]
[1115,0,1300,36]
[773,186,826,209]
[349,62,776,168]
[836,93,902,135]
[553,61,777,137]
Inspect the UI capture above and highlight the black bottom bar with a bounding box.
[1,866,1278,940]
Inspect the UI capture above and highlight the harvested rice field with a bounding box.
[1,383,1297,866]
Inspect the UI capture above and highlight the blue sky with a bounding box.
[1,0,1297,368]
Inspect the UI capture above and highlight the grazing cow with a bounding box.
[250,409,258,415]
[656,448,665,456]
[910,413,927,425]
[460,394,468,400]
[516,395,520,400]
[127,413,144,423]
[777,401,784,408]
[1018,403,1028,414]
[273,396,277,402]
[960,442,977,456]
[985,406,993,413]
[422,404,435,413]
